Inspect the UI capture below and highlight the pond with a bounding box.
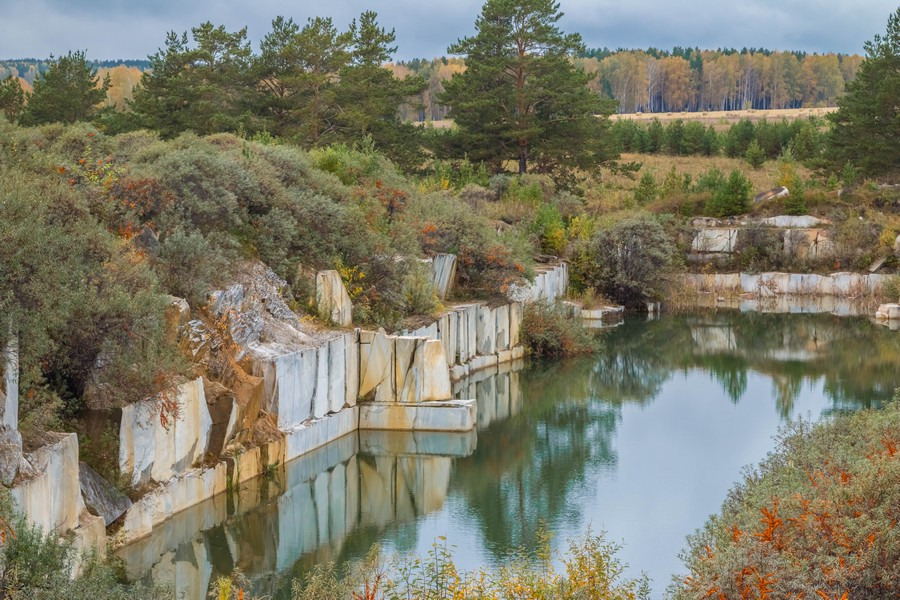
[118,311,900,599]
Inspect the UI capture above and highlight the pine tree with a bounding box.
[440,0,614,179]
[255,16,352,143]
[22,51,109,125]
[131,23,253,137]
[827,8,900,176]
[0,75,25,123]
[332,11,427,170]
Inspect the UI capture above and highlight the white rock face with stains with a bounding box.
[692,228,739,253]
[316,270,353,327]
[119,379,212,488]
[10,433,84,534]
[430,253,457,300]
[508,262,569,303]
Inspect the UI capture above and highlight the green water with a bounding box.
[118,311,900,599]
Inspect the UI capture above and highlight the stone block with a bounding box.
[359,330,394,399]
[431,253,457,300]
[476,305,496,356]
[1,337,18,431]
[394,337,425,404]
[691,228,738,254]
[257,347,315,431]
[421,340,452,401]
[313,345,329,419]
[80,461,132,526]
[328,335,347,414]
[345,330,359,408]
[509,302,523,347]
[71,513,107,577]
[358,399,477,432]
[494,304,510,351]
[468,354,499,373]
[497,349,514,364]
[283,406,359,462]
[119,379,211,488]
[876,303,900,320]
[511,346,525,361]
[316,270,353,327]
[10,433,84,535]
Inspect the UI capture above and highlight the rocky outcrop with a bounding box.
[689,216,836,264]
[683,272,891,297]
[119,378,211,488]
[316,270,353,327]
[430,253,457,300]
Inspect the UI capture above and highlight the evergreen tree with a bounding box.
[440,0,614,178]
[744,139,766,169]
[22,51,109,125]
[827,8,900,176]
[131,23,253,137]
[256,16,352,143]
[333,11,426,169]
[0,75,25,123]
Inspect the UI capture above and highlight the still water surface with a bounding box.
[120,311,899,598]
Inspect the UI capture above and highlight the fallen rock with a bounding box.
[430,254,457,300]
[79,462,132,526]
[753,186,789,204]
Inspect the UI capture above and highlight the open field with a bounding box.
[611,107,838,130]
[421,107,838,131]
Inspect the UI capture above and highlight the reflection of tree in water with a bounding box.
[602,311,900,414]
[451,359,620,555]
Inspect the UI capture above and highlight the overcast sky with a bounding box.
[1,1,896,61]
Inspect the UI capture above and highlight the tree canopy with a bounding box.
[440,0,615,179]
[827,7,900,176]
[21,51,109,125]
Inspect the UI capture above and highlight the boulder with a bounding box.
[753,186,789,204]
[430,254,457,300]
[316,270,353,327]
[79,462,132,526]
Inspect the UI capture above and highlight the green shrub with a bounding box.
[744,139,766,169]
[674,400,900,600]
[574,214,679,308]
[155,229,230,307]
[291,529,649,600]
[522,301,597,357]
[0,491,167,599]
[634,171,658,205]
[705,170,751,217]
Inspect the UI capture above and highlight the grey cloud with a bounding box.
[1,0,895,60]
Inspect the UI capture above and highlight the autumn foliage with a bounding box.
[675,401,900,599]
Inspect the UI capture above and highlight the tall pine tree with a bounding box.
[441,0,615,179]
[23,51,109,125]
[827,8,899,177]
[131,23,253,137]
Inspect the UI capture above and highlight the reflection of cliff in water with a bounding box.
[452,359,621,555]
[116,430,476,600]
[599,311,900,414]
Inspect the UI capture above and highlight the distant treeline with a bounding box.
[0,59,150,85]
[609,116,824,159]
[395,47,861,119]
